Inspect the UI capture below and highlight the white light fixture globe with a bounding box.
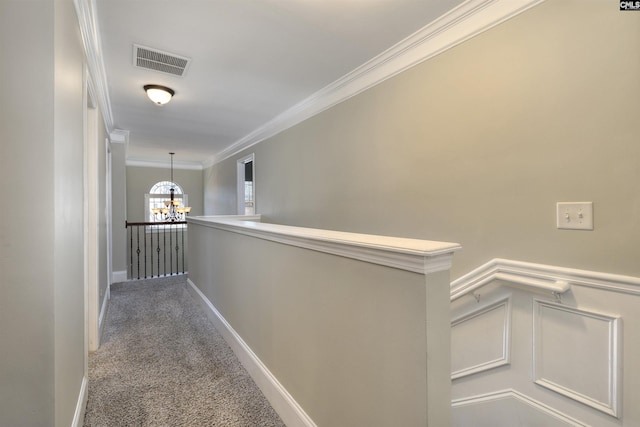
[144,84,175,105]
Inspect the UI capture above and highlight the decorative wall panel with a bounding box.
[533,300,621,417]
[452,297,511,379]
[452,389,589,427]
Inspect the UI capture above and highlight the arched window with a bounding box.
[145,180,189,224]
[150,180,183,196]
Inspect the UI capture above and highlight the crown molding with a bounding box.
[206,0,546,166]
[451,258,640,301]
[109,129,129,144]
[74,0,114,131]
[126,158,204,170]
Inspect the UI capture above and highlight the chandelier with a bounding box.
[152,152,191,222]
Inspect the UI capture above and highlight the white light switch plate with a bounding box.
[556,202,594,230]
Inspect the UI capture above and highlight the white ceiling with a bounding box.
[96,0,468,167]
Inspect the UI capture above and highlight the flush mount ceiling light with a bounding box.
[143,84,174,105]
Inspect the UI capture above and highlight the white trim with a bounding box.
[198,214,262,221]
[451,296,511,380]
[98,284,110,340]
[73,0,114,131]
[186,279,317,427]
[112,270,127,283]
[188,216,460,274]
[85,80,101,353]
[81,64,91,427]
[71,376,88,427]
[450,258,640,301]
[205,0,546,166]
[126,158,203,170]
[452,389,590,426]
[106,140,113,307]
[237,153,255,215]
[533,300,621,418]
[109,129,129,144]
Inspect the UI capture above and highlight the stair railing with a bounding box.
[125,221,187,280]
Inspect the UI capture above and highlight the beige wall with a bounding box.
[0,2,56,425]
[126,165,204,222]
[204,0,640,279]
[188,222,447,426]
[203,159,237,215]
[1,1,86,425]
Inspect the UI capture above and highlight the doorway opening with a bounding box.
[237,154,255,215]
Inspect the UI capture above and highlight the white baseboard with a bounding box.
[71,375,88,427]
[98,284,110,339]
[186,278,317,427]
[112,270,127,283]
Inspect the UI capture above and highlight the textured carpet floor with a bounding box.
[84,280,286,427]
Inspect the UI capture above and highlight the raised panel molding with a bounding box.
[533,300,622,418]
[451,296,511,379]
[452,389,590,427]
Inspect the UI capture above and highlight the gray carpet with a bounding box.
[84,280,286,427]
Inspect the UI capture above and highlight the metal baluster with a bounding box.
[181,225,185,274]
[156,225,161,277]
[136,225,141,280]
[143,225,147,279]
[128,225,132,280]
[150,224,153,277]
[125,221,188,279]
[175,225,180,275]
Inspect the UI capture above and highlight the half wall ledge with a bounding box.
[187,215,461,275]
[187,214,461,426]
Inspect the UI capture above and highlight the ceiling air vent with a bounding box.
[133,44,190,77]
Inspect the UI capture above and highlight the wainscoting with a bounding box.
[186,216,640,426]
[451,259,640,426]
